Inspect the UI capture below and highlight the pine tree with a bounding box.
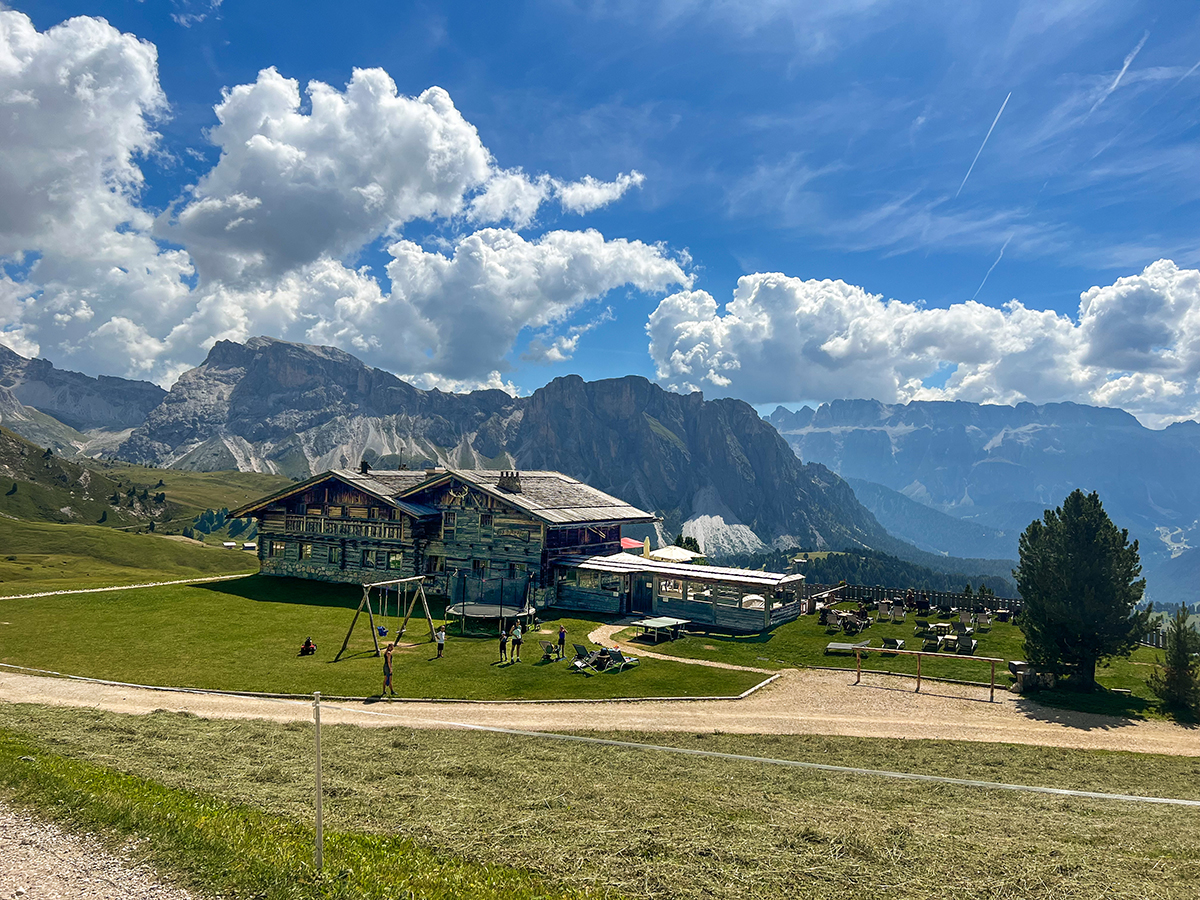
[1014,489,1151,690]
[1149,606,1200,713]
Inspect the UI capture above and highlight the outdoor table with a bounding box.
[933,622,954,636]
[631,616,691,642]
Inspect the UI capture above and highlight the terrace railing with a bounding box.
[283,515,403,541]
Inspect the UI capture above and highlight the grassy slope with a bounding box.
[89,460,292,525]
[0,517,257,594]
[5,705,1199,900]
[0,575,760,699]
[621,606,1166,717]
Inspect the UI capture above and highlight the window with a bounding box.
[349,506,368,519]
[508,561,527,579]
[299,543,312,560]
[328,545,342,564]
[425,555,444,574]
[480,512,493,529]
[444,511,456,527]
[472,559,488,576]
[361,549,375,567]
[388,551,404,570]
[269,541,286,558]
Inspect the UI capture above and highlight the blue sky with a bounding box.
[4,1,1200,423]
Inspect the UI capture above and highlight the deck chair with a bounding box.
[957,638,978,655]
[539,640,557,661]
[922,636,939,652]
[960,611,973,624]
[607,648,640,671]
[977,613,992,630]
[914,619,931,635]
[952,621,974,636]
[570,643,602,672]
[882,637,905,652]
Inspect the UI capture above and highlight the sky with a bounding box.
[3,1,1200,426]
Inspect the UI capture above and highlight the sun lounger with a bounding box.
[539,640,557,660]
[956,638,978,654]
[922,636,939,652]
[825,639,870,654]
[952,621,974,636]
[882,637,905,651]
[914,619,931,635]
[570,643,603,672]
[607,648,639,671]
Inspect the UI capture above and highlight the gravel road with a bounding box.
[0,802,199,900]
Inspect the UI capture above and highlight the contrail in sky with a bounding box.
[1086,31,1148,118]
[971,234,1013,301]
[956,92,1012,198]
[1090,54,1200,161]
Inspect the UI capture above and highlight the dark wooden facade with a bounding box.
[234,468,654,603]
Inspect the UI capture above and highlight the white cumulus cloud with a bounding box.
[0,11,662,388]
[648,259,1200,426]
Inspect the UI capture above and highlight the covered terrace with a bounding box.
[553,553,809,632]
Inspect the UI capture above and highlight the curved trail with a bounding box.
[2,668,1195,756]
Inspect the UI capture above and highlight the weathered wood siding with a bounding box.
[555,586,623,614]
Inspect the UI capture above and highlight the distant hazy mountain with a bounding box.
[0,342,166,432]
[112,336,947,561]
[768,399,1200,602]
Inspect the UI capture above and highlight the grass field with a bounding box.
[3,704,1198,900]
[0,575,762,700]
[0,517,258,595]
[621,606,1169,717]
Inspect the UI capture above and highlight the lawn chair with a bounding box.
[882,637,905,652]
[922,636,939,652]
[891,606,906,623]
[952,621,974,636]
[607,648,640,671]
[960,611,973,625]
[570,643,603,672]
[914,618,931,635]
[977,612,992,630]
[957,637,978,655]
[539,640,557,661]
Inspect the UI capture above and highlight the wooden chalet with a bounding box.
[231,465,658,606]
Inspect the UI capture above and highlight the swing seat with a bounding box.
[377,625,389,637]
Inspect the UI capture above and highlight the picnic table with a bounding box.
[631,616,690,642]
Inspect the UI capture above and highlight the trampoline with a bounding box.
[445,602,536,619]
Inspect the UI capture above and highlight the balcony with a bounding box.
[282,515,403,541]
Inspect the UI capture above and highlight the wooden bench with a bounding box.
[825,640,870,654]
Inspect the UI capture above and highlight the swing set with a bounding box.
[334,576,435,661]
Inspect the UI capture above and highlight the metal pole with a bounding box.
[313,691,323,870]
[990,660,996,703]
[855,650,862,684]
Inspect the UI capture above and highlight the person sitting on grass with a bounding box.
[299,637,316,656]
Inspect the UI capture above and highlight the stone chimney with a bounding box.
[359,459,371,475]
[497,470,522,493]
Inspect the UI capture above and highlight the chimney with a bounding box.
[497,470,522,493]
[359,459,371,475]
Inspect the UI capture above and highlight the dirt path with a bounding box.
[2,668,1196,756]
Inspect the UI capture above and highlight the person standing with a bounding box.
[557,624,567,660]
[435,625,446,658]
[382,642,395,698]
[511,622,523,662]
[499,623,509,662]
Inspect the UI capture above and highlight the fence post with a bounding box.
[313,691,323,870]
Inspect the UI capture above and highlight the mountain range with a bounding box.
[14,335,1200,603]
[767,400,1200,604]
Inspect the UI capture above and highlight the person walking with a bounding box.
[382,642,395,698]
[511,622,523,662]
[435,625,446,658]
[499,623,509,662]
[557,624,567,660]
